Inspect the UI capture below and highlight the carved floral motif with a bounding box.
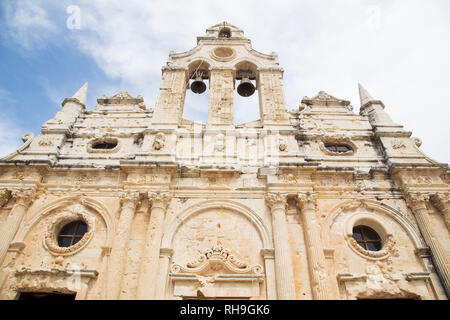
[171,245,263,275]
[265,192,288,208]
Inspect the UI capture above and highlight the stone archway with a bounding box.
[161,200,274,300]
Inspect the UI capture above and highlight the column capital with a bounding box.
[265,192,288,209]
[431,192,450,211]
[405,192,430,210]
[11,188,36,207]
[297,192,318,209]
[148,191,171,210]
[0,189,12,208]
[119,191,141,208]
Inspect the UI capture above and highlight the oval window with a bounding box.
[57,220,88,248]
[352,225,382,251]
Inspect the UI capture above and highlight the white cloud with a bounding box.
[1,0,58,50]
[1,0,449,163]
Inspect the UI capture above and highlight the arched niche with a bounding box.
[15,196,113,251]
[162,200,273,300]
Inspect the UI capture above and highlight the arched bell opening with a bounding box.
[234,61,259,125]
[183,60,211,123]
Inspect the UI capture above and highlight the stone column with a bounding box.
[105,191,140,300]
[297,192,329,300]
[265,192,296,299]
[208,69,234,125]
[154,248,174,300]
[0,189,35,266]
[261,248,277,300]
[431,192,450,232]
[136,192,171,300]
[406,193,450,296]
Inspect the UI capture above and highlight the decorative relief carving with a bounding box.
[120,191,141,208]
[152,132,166,151]
[97,91,144,105]
[11,267,98,298]
[171,245,263,275]
[278,136,287,152]
[210,47,236,62]
[431,192,449,212]
[11,189,36,207]
[0,189,11,208]
[392,140,407,150]
[412,137,422,148]
[405,193,430,210]
[43,204,95,256]
[319,136,356,156]
[214,133,225,152]
[302,91,351,107]
[297,192,317,209]
[347,235,397,260]
[279,173,298,184]
[38,137,55,147]
[265,192,288,208]
[148,191,171,209]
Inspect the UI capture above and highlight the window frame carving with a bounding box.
[87,137,120,153]
[345,213,396,260]
[44,208,95,256]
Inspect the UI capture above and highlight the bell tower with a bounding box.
[151,22,290,128]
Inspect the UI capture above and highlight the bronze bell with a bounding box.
[190,75,207,94]
[237,77,255,97]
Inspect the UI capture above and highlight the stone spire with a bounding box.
[72,82,88,106]
[358,83,375,107]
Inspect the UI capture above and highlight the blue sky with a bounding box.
[0,0,449,163]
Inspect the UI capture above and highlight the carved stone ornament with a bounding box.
[0,189,12,208]
[347,234,396,260]
[170,245,263,275]
[301,91,351,107]
[297,192,317,209]
[405,193,430,210]
[87,136,120,154]
[319,136,356,156]
[9,267,98,299]
[214,133,225,152]
[152,132,166,151]
[265,192,288,208]
[97,91,144,105]
[11,189,36,207]
[210,47,236,62]
[43,205,95,256]
[148,191,171,209]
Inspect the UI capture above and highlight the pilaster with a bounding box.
[297,192,330,300]
[136,191,171,300]
[265,192,296,299]
[105,191,140,300]
[405,192,450,297]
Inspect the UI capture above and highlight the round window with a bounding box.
[352,225,382,252]
[57,220,88,248]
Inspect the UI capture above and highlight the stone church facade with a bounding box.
[0,22,448,300]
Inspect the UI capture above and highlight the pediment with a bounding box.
[302,91,351,106]
[97,91,144,106]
